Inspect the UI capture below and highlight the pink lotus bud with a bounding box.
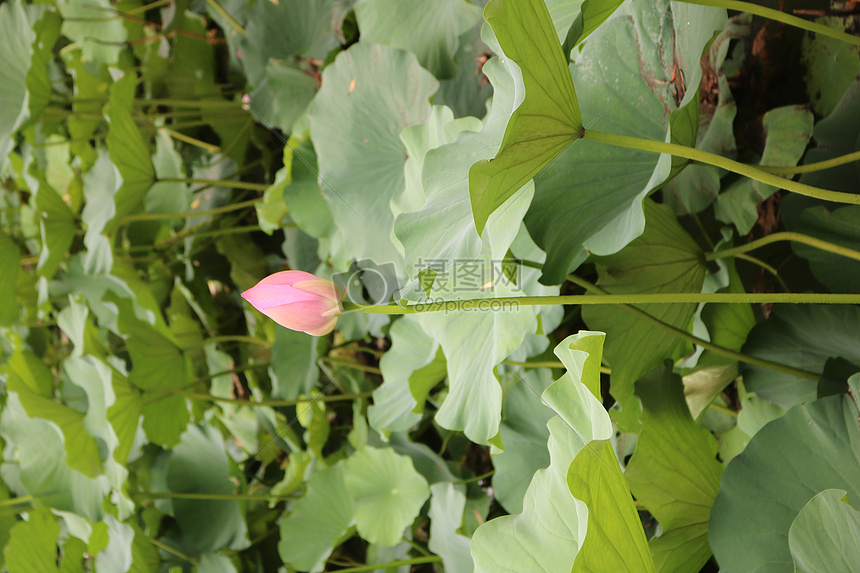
[241,271,344,336]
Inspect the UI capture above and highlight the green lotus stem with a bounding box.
[183,224,297,241]
[0,496,33,507]
[169,390,373,407]
[706,232,860,265]
[452,470,496,485]
[734,253,792,292]
[164,128,220,153]
[157,177,269,192]
[121,198,264,223]
[580,130,860,206]
[676,0,860,48]
[319,357,382,374]
[758,150,860,175]
[128,0,171,14]
[206,0,246,34]
[709,403,739,417]
[147,538,198,564]
[183,335,273,349]
[343,293,859,315]
[561,273,821,381]
[133,491,298,501]
[333,556,443,573]
[136,98,243,108]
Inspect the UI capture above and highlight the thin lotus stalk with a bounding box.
[581,129,860,207]
[706,232,860,265]
[676,0,860,48]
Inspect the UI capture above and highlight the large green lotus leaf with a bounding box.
[742,304,860,409]
[786,78,860,222]
[625,365,722,573]
[144,130,191,226]
[57,0,126,65]
[801,17,860,117]
[369,317,441,435]
[397,105,483,215]
[525,0,725,284]
[429,483,473,573]
[164,424,249,555]
[139,393,190,450]
[709,393,860,572]
[81,153,119,275]
[788,489,860,573]
[33,174,76,279]
[3,508,71,573]
[471,332,611,572]
[110,292,190,392]
[105,75,155,233]
[0,231,20,325]
[268,325,319,400]
[662,17,744,216]
[468,0,583,234]
[0,395,109,521]
[412,274,536,445]
[393,56,523,278]
[107,375,141,468]
[252,59,319,134]
[561,0,623,53]
[432,17,494,119]
[491,368,554,514]
[582,200,707,431]
[343,446,430,546]
[26,8,60,123]
[4,350,102,479]
[472,417,588,572]
[793,205,860,293]
[309,43,437,276]
[63,355,136,513]
[259,139,334,238]
[242,0,335,86]
[0,0,35,170]
[278,463,355,573]
[569,440,655,573]
[355,0,481,80]
[715,105,814,235]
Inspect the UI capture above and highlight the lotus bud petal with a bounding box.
[241,271,344,336]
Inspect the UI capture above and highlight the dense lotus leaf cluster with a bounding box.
[1,0,859,571]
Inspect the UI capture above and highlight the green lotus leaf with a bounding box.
[355,0,482,79]
[0,0,35,170]
[788,489,860,573]
[582,200,707,431]
[469,0,583,234]
[742,304,860,409]
[343,446,430,546]
[164,424,249,555]
[472,331,611,572]
[428,483,474,573]
[525,0,725,284]
[309,43,438,275]
[626,365,723,573]
[569,440,655,573]
[710,390,860,572]
[278,464,355,573]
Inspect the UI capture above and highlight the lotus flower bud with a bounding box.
[241,271,344,336]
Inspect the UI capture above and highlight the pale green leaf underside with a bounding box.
[789,489,860,573]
